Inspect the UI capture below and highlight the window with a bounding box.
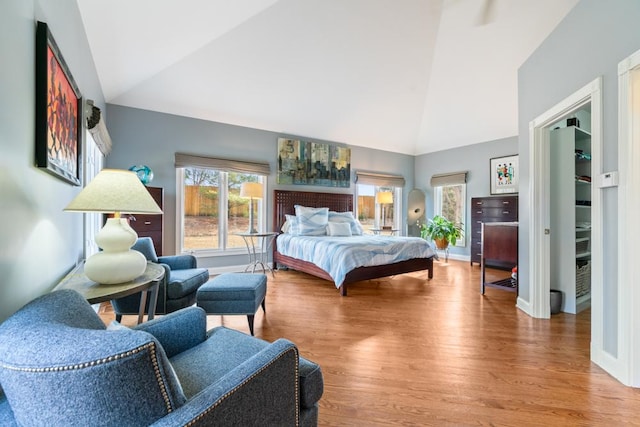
[433,184,466,247]
[356,184,402,233]
[354,172,405,234]
[83,129,104,258]
[178,167,265,253]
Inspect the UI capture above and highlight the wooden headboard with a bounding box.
[273,190,354,231]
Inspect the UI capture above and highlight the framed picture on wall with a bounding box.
[490,155,519,195]
[277,137,351,187]
[35,21,82,186]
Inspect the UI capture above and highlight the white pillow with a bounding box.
[283,214,299,235]
[327,222,352,236]
[352,219,365,236]
[295,205,329,236]
[328,211,363,235]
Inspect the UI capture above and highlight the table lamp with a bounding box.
[240,182,263,234]
[64,169,163,284]
[376,191,393,228]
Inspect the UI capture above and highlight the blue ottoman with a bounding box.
[197,273,267,336]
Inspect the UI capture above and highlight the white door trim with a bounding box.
[526,77,604,370]
[617,49,640,387]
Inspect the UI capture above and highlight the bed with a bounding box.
[273,190,436,296]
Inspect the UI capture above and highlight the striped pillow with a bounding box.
[282,214,299,235]
[328,211,363,235]
[294,205,329,236]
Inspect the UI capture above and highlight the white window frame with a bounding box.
[433,183,466,247]
[83,129,104,258]
[176,168,266,256]
[355,184,403,232]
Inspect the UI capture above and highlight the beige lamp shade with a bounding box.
[376,191,393,205]
[240,182,263,199]
[64,169,162,215]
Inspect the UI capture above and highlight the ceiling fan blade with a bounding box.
[476,0,496,26]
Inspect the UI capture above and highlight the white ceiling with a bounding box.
[76,0,578,156]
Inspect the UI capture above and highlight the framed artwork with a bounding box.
[490,155,519,195]
[277,138,351,187]
[35,21,82,186]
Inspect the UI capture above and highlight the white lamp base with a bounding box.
[86,218,146,284]
[85,250,146,284]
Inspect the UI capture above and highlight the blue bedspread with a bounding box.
[276,234,437,288]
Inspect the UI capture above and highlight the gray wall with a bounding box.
[105,105,415,269]
[414,136,518,259]
[518,0,640,353]
[0,0,106,322]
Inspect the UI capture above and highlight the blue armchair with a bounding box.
[111,237,209,320]
[0,290,323,426]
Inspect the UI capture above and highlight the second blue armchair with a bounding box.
[111,237,209,320]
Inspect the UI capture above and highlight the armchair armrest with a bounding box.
[134,307,207,358]
[158,254,197,270]
[149,339,300,426]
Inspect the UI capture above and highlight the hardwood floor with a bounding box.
[101,260,640,426]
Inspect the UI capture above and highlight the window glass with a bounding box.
[434,183,466,247]
[356,184,401,233]
[181,167,263,252]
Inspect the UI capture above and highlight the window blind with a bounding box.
[355,171,405,187]
[175,153,270,176]
[430,171,467,187]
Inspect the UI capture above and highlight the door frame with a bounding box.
[617,49,640,387]
[524,76,603,340]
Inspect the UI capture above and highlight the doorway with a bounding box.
[526,77,603,346]
[617,48,640,387]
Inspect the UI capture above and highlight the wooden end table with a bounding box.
[54,261,165,324]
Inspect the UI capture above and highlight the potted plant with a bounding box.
[420,215,463,250]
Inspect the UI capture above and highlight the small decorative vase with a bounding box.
[129,165,154,185]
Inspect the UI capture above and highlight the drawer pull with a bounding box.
[502,211,510,214]
[144,221,152,225]
[503,201,509,204]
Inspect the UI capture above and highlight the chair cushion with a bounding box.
[0,290,186,426]
[166,268,209,299]
[197,273,266,315]
[170,326,323,409]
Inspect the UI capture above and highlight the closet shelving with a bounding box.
[550,126,592,314]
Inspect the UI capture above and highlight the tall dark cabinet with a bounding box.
[129,186,164,256]
[470,195,518,267]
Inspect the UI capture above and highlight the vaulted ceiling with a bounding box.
[76,0,578,155]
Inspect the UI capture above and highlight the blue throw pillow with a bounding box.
[294,205,329,236]
[328,211,363,235]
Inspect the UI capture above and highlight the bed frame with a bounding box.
[273,190,434,296]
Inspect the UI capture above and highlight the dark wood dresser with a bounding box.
[470,195,518,266]
[130,186,164,256]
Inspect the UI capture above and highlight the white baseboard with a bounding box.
[516,296,532,316]
[206,263,274,276]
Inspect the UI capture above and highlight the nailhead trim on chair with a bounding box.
[0,342,176,413]
[185,346,300,427]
